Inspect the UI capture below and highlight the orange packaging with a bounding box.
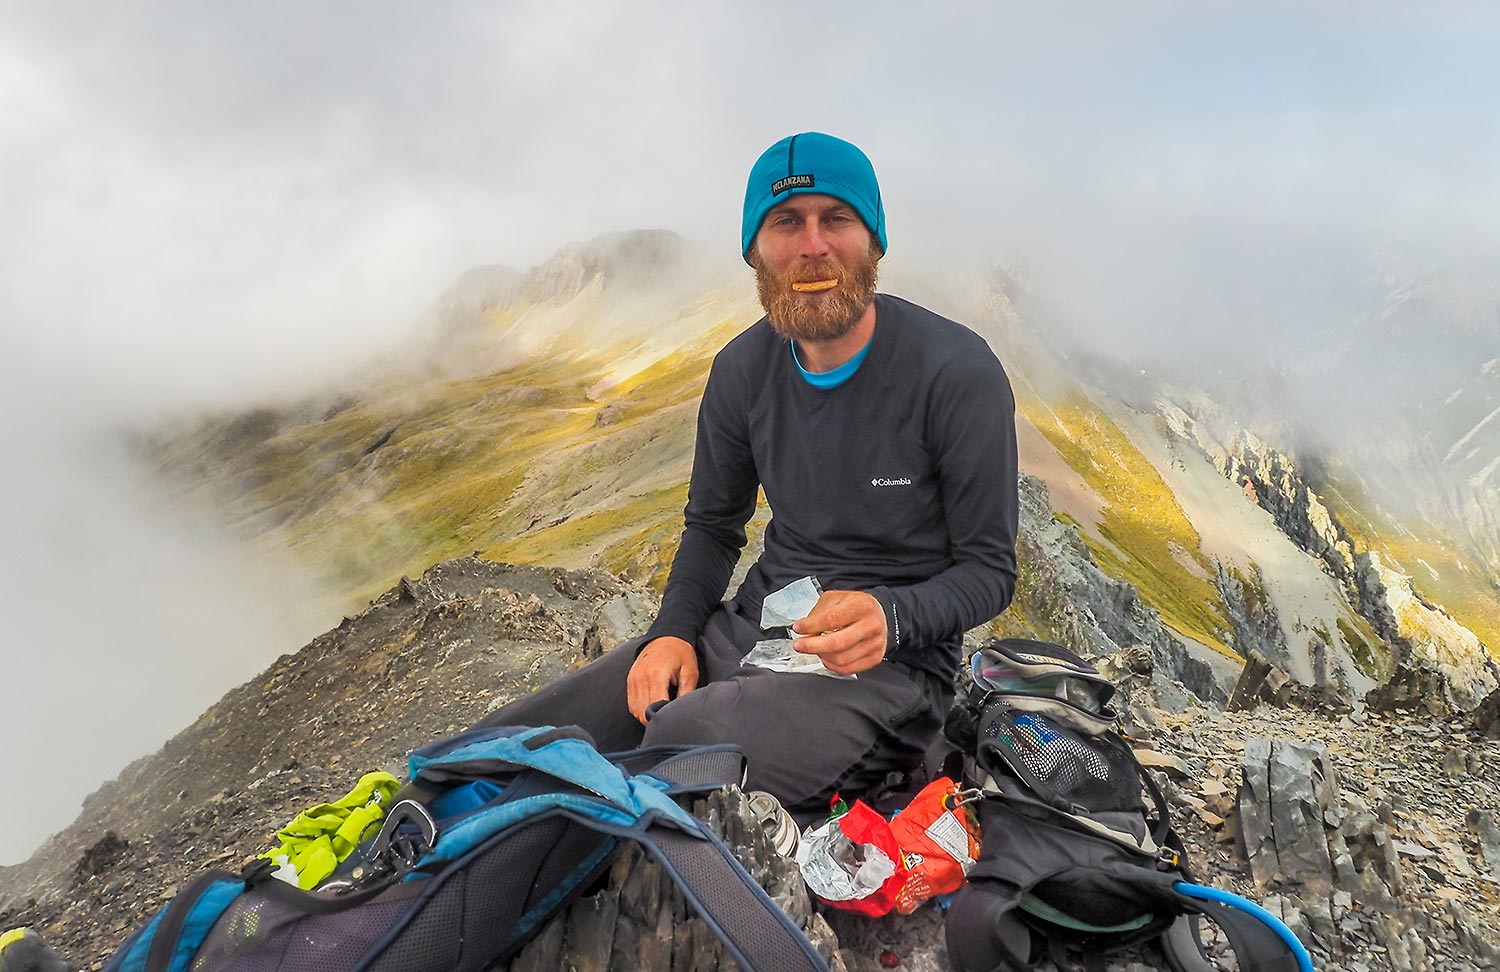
[805,798,912,917]
[888,777,983,914]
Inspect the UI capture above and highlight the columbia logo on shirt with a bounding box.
[871,477,913,487]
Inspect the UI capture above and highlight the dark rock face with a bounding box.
[1159,397,1496,717]
[70,833,128,885]
[1467,687,1500,738]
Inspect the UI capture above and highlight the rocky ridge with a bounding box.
[1,547,1495,972]
[1154,396,1498,715]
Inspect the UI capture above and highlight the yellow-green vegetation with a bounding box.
[1320,478,1500,658]
[159,322,751,614]
[484,484,689,587]
[1015,385,1235,656]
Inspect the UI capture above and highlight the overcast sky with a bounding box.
[2,2,1498,864]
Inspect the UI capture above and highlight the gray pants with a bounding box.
[473,603,947,820]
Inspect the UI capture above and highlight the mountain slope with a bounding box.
[144,232,1496,715]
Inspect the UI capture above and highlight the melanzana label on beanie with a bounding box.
[772,174,815,195]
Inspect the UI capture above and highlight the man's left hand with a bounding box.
[791,590,888,675]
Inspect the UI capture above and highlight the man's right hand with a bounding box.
[626,636,700,725]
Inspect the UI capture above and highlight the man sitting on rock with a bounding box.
[480,132,1018,821]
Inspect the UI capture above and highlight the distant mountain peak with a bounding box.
[519,229,698,305]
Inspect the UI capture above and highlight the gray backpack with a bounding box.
[943,638,1313,972]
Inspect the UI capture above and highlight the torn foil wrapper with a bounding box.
[742,639,855,679]
[760,575,823,630]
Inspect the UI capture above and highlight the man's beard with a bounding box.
[754,244,880,343]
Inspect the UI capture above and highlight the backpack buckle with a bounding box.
[367,799,439,877]
[1156,846,1181,871]
[241,858,276,886]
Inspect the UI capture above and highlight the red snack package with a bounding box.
[888,777,982,914]
[799,797,910,917]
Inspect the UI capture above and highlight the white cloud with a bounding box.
[2,0,1498,863]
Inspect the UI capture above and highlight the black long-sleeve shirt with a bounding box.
[643,293,1019,682]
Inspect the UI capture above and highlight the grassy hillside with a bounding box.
[147,252,1492,696]
[156,312,1247,662]
[1014,383,1236,656]
[155,316,744,612]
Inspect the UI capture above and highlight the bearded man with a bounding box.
[478,133,1018,822]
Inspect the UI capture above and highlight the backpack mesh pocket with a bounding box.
[978,703,1143,815]
[188,884,424,972]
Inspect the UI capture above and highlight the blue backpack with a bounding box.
[102,725,829,972]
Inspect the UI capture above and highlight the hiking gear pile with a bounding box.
[102,725,830,972]
[0,928,70,972]
[942,638,1314,972]
[260,771,400,889]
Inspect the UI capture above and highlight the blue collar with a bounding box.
[791,336,872,389]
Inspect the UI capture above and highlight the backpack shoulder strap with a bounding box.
[619,812,830,972]
[1163,883,1313,972]
[409,729,824,971]
[945,880,1035,972]
[609,743,747,795]
[102,869,245,972]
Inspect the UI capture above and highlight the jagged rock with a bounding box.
[1216,562,1295,684]
[1442,746,1470,776]
[1334,796,1403,902]
[1357,553,1498,716]
[1449,901,1500,968]
[1381,914,1434,972]
[72,833,128,884]
[1469,686,1500,738]
[1132,749,1190,779]
[1238,738,1337,895]
[1226,649,1293,711]
[585,593,654,660]
[1464,809,1500,873]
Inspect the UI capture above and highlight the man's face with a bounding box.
[751,193,880,343]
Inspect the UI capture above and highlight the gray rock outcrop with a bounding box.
[1237,735,1500,971]
[1162,397,1496,716]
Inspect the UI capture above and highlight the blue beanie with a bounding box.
[741,132,886,265]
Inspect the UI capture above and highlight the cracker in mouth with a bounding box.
[790,278,839,293]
